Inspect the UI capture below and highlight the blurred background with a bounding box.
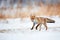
[0,0,60,18]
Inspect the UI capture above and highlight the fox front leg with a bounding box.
[31,23,35,30]
[35,23,40,30]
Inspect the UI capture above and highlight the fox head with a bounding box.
[30,15,35,22]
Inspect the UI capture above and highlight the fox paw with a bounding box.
[31,28,33,30]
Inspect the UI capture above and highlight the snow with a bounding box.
[0,31,60,40]
[0,17,60,40]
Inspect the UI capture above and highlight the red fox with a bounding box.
[30,15,55,30]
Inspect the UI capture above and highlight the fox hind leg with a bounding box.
[43,23,48,30]
[39,24,42,31]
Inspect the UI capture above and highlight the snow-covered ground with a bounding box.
[0,16,60,40]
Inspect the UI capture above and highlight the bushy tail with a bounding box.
[46,18,55,23]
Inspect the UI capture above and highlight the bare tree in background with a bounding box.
[27,0,33,10]
[17,0,23,9]
[39,0,44,6]
[27,0,31,6]
[34,0,40,6]
[10,0,14,9]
